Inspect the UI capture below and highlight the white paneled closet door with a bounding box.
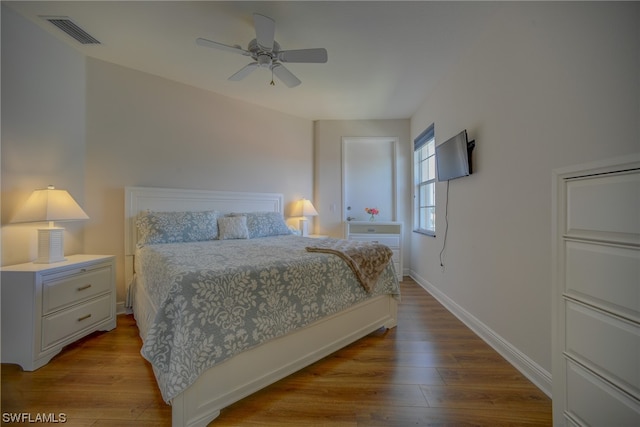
[552,154,640,426]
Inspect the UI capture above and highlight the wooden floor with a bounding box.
[1,278,551,426]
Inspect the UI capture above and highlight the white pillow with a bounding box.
[218,215,249,240]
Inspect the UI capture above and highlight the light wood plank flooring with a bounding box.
[1,278,551,426]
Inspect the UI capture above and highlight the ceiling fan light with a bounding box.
[258,54,272,68]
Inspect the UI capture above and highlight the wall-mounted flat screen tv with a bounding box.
[436,130,475,181]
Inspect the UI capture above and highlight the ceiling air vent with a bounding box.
[42,16,100,45]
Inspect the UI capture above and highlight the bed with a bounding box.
[124,186,399,427]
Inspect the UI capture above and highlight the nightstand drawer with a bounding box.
[349,234,399,247]
[43,266,112,314]
[347,224,400,234]
[42,294,112,350]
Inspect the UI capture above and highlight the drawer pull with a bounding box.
[77,314,92,322]
[80,268,87,272]
[77,284,92,291]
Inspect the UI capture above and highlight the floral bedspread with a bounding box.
[134,235,400,402]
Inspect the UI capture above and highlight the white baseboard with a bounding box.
[408,270,552,397]
[116,301,131,315]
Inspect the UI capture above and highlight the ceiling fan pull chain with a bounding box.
[270,68,275,86]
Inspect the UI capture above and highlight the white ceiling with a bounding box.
[6,1,501,120]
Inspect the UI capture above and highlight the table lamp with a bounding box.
[293,198,318,237]
[11,185,89,263]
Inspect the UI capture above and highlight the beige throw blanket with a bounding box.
[306,239,393,292]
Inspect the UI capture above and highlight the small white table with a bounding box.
[1,254,116,370]
[345,221,403,280]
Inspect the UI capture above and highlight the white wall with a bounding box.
[1,5,87,266]
[410,2,639,395]
[83,59,314,302]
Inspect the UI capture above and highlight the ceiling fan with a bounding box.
[196,13,328,88]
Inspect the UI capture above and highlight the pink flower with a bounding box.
[365,207,379,215]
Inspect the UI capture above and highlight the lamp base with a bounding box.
[299,219,309,237]
[35,227,66,264]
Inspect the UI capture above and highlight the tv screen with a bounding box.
[436,130,474,181]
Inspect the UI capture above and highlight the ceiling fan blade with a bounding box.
[272,64,301,88]
[278,48,328,63]
[253,13,275,51]
[229,62,259,81]
[196,38,251,56]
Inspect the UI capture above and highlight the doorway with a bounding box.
[342,137,397,222]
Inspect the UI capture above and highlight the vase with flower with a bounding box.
[365,207,379,222]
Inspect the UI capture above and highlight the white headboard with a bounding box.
[124,186,284,285]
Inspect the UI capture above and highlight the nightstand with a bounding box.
[1,254,116,370]
[345,221,403,280]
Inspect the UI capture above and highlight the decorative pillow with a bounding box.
[136,210,219,246]
[230,211,292,238]
[218,215,250,240]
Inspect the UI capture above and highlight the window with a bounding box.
[414,124,436,236]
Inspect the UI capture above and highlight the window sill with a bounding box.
[413,229,436,238]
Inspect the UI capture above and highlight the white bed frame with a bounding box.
[124,186,398,427]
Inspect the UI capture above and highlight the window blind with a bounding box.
[414,124,435,151]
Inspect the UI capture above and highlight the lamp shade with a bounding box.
[11,186,89,263]
[293,199,318,217]
[293,198,318,237]
[11,186,89,224]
